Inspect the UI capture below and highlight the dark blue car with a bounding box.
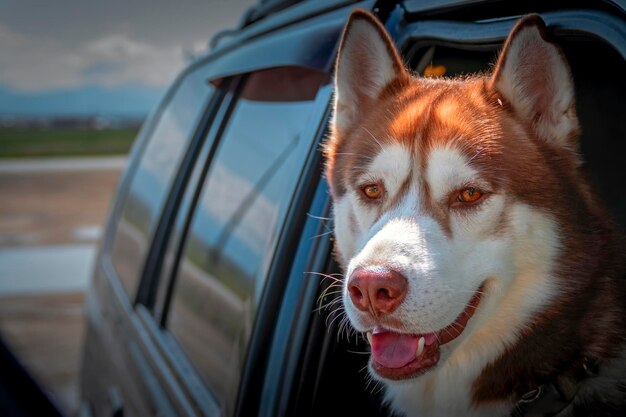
[71,1,626,416]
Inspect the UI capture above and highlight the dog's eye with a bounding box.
[361,183,383,200]
[456,187,483,204]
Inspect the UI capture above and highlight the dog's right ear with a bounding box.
[332,10,408,132]
[490,15,579,150]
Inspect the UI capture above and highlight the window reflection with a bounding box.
[168,67,328,415]
[111,69,213,296]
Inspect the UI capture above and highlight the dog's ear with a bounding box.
[332,9,407,131]
[490,15,579,149]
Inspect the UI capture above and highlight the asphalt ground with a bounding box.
[0,158,123,415]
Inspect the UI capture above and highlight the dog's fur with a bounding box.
[324,10,626,417]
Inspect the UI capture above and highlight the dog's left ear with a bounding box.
[490,15,579,149]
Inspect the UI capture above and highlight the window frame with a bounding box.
[136,8,376,415]
[132,77,234,308]
[157,70,335,414]
[232,84,335,416]
[397,9,626,58]
[151,75,247,324]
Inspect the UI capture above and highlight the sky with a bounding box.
[0,0,256,117]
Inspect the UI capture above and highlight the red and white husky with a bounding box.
[325,10,626,417]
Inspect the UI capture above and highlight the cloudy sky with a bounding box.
[0,0,255,117]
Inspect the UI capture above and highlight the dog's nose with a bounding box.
[347,267,407,315]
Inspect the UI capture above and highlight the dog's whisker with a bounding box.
[327,305,345,318]
[317,286,342,301]
[336,316,350,343]
[319,285,342,294]
[316,289,339,306]
[372,381,385,396]
[306,212,332,220]
[318,282,342,293]
[318,297,343,311]
[346,349,371,355]
[340,316,357,342]
[361,126,385,152]
[311,230,334,240]
[318,294,341,305]
[340,320,351,342]
[359,363,370,375]
[314,297,343,313]
[326,308,347,332]
[318,289,343,299]
[325,306,343,322]
[304,271,344,282]
[332,152,362,157]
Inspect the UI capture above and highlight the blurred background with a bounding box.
[0,0,254,414]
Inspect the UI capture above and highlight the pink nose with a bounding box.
[347,267,407,315]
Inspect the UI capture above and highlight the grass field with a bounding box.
[0,127,139,158]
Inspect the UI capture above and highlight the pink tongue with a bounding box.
[371,331,420,369]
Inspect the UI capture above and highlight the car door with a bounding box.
[80,2,377,417]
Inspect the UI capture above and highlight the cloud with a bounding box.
[0,0,256,94]
[83,35,187,87]
[0,24,187,92]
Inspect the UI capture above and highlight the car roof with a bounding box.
[240,0,626,25]
[210,0,626,49]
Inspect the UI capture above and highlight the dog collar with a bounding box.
[510,356,601,417]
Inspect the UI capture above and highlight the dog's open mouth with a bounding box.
[367,288,483,380]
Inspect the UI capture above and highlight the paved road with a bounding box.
[0,156,124,415]
[0,244,97,295]
[0,157,125,247]
[0,156,126,173]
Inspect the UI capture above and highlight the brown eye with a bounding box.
[361,183,383,200]
[457,187,483,204]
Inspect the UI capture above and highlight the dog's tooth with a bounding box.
[366,332,373,345]
[416,336,425,357]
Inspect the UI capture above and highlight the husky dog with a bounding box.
[324,9,626,417]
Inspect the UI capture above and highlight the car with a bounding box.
[79,0,626,416]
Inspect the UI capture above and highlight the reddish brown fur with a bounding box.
[325,10,626,412]
[328,75,533,237]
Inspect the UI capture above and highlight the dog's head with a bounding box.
[325,9,585,410]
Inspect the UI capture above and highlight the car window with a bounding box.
[110,68,214,296]
[166,66,328,415]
